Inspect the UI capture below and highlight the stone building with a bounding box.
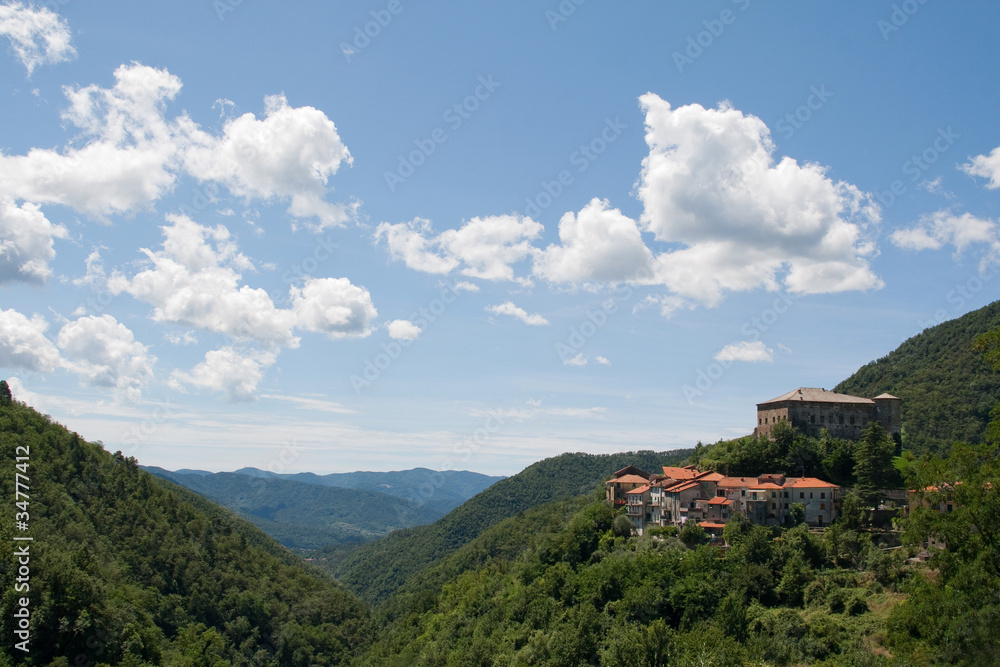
[754,387,901,441]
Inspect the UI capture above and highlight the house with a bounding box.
[604,466,650,506]
[755,387,901,441]
[626,484,651,532]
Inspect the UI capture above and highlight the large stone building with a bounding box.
[754,387,901,441]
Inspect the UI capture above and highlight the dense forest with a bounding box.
[332,449,692,605]
[145,468,448,550]
[835,299,1000,456]
[0,392,372,666]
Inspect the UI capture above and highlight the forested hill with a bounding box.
[0,394,372,665]
[144,468,446,549]
[334,449,692,605]
[835,299,1000,456]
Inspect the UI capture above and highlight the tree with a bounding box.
[0,380,11,406]
[853,423,898,506]
[612,514,633,538]
[680,521,707,547]
[789,503,805,527]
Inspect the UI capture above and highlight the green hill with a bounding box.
[0,394,372,666]
[333,449,691,606]
[144,468,446,549]
[835,299,1000,456]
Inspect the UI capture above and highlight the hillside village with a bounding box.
[610,386,903,537]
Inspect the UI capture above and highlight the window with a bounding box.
[800,492,805,499]
[947,504,953,512]
[810,492,813,499]
[784,503,788,509]
[771,503,776,509]
[759,418,762,425]
[741,490,746,497]
[771,491,776,498]
[820,503,826,510]
[821,492,826,499]
[820,415,825,424]
[850,415,855,425]
[784,491,789,498]
[839,415,844,424]
[810,415,815,423]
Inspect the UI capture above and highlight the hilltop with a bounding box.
[835,299,1000,456]
[333,449,692,605]
[144,467,500,550]
[0,394,372,665]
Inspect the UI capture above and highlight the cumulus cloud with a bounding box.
[57,315,155,403]
[636,95,882,304]
[714,341,774,363]
[112,215,376,349]
[290,277,377,339]
[0,308,61,372]
[0,63,353,230]
[184,94,354,231]
[890,211,999,264]
[0,2,75,75]
[170,346,277,402]
[487,301,549,326]
[595,355,611,366]
[386,319,421,340]
[0,198,68,283]
[533,198,653,284]
[376,214,542,282]
[963,146,1000,189]
[562,353,587,366]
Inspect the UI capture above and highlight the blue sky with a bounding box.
[1,1,999,476]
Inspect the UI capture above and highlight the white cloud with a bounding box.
[110,214,299,349]
[290,277,377,339]
[487,301,549,326]
[563,353,587,366]
[0,64,353,230]
[636,95,882,304]
[386,319,421,341]
[714,341,774,363]
[57,315,155,403]
[890,211,1000,264]
[376,214,543,282]
[165,331,198,345]
[170,346,277,402]
[533,197,653,284]
[260,393,357,414]
[595,355,611,366]
[0,2,75,75]
[0,308,61,372]
[0,198,68,283]
[112,215,377,349]
[453,281,480,292]
[184,94,354,231]
[963,146,1000,189]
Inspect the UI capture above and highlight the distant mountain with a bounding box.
[333,449,692,605]
[229,466,503,516]
[144,467,504,550]
[0,394,371,665]
[836,299,1000,456]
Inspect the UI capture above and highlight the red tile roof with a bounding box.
[698,522,727,529]
[606,474,648,485]
[627,484,650,495]
[752,482,783,490]
[783,477,840,489]
[718,476,756,488]
[707,497,733,505]
[696,472,725,482]
[662,466,701,480]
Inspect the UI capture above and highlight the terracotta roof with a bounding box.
[758,387,874,406]
[662,466,701,480]
[698,522,727,529]
[873,393,900,400]
[696,471,725,482]
[708,497,733,505]
[606,474,648,485]
[668,481,700,493]
[718,476,756,488]
[752,482,783,490]
[627,484,650,495]
[783,477,840,489]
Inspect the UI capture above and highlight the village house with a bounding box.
[614,465,843,535]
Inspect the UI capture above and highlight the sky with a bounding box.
[1,1,999,477]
